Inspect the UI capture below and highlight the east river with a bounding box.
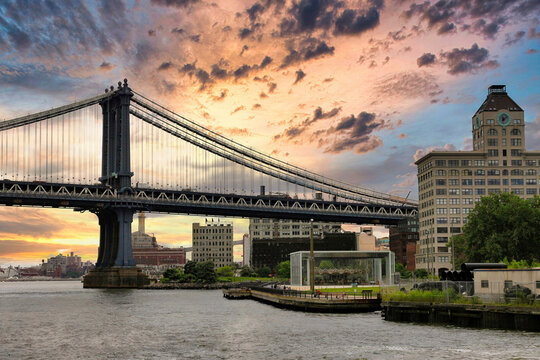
[0,282,538,359]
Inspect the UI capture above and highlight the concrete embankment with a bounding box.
[145,282,258,290]
[382,301,540,332]
[223,287,382,313]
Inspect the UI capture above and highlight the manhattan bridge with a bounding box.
[0,79,417,287]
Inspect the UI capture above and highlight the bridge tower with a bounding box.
[83,79,148,288]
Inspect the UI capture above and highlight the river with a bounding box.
[0,281,538,359]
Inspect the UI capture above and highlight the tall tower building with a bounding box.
[415,85,539,274]
[192,219,234,268]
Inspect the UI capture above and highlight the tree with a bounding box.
[414,269,428,278]
[256,266,271,277]
[395,262,411,279]
[195,261,217,283]
[163,268,182,281]
[216,265,234,277]
[275,261,290,278]
[449,234,467,270]
[461,193,540,263]
[240,265,256,277]
[184,261,197,276]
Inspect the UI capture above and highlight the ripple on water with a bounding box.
[1,281,539,360]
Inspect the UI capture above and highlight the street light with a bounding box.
[309,218,314,294]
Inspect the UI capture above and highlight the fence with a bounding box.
[251,286,377,300]
[381,280,539,305]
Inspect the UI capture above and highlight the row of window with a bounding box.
[485,128,521,136]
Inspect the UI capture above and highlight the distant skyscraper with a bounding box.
[242,234,250,267]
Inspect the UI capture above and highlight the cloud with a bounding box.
[375,71,441,99]
[157,61,174,71]
[231,105,245,114]
[417,53,436,67]
[413,143,457,162]
[399,133,408,139]
[268,82,277,93]
[150,0,199,8]
[280,38,335,68]
[334,8,380,35]
[322,112,392,154]
[99,61,114,71]
[503,30,526,46]
[526,48,538,54]
[211,89,228,101]
[276,105,342,140]
[294,69,306,84]
[437,22,456,35]
[439,43,499,75]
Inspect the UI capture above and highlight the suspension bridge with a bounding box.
[0,79,417,287]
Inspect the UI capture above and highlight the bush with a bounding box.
[275,261,290,278]
[240,265,256,277]
[256,266,271,277]
[216,266,234,277]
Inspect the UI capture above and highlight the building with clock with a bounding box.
[415,85,540,274]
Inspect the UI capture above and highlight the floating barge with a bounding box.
[223,287,381,313]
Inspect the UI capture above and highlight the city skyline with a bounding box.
[1,0,539,266]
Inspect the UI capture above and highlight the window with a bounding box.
[481,280,489,288]
[449,208,460,214]
[448,179,459,185]
[437,217,448,224]
[488,179,500,185]
[449,198,460,205]
[511,128,521,135]
[488,169,500,176]
[450,217,461,224]
[448,189,460,195]
[436,189,447,195]
[448,160,459,167]
[435,160,446,166]
[511,169,523,175]
[462,208,472,214]
[527,188,537,195]
[526,169,537,175]
[436,198,447,204]
[436,170,446,176]
[526,160,536,166]
[449,170,459,176]
[475,169,485,176]
[512,188,524,194]
[511,149,522,156]
[488,188,500,194]
[487,129,497,135]
[461,160,472,166]
[450,227,461,233]
[475,179,486,185]
[462,179,472,185]
[513,119,521,124]
[462,189,473,195]
[462,169,472,176]
[511,138,522,146]
[474,160,485,166]
[487,138,498,146]
[526,179,537,185]
[488,150,499,157]
[436,208,447,214]
[437,227,448,233]
[438,256,449,263]
[463,198,473,204]
[502,139,507,146]
[436,179,446,185]
[476,189,486,195]
[511,160,522,166]
[511,179,524,185]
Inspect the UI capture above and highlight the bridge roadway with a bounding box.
[0,180,417,225]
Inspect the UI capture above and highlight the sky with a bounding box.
[1,0,539,267]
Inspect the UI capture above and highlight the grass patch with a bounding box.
[217,276,286,283]
[315,287,380,295]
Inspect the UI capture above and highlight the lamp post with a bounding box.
[309,218,315,294]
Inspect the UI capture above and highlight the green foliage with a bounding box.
[216,265,234,277]
[184,261,197,276]
[256,266,271,277]
[318,260,335,270]
[461,193,540,263]
[195,260,217,283]
[240,265,256,277]
[449,234,467,269]
[501,257,540,269]
[395,263,411,279]
[162,267,183,282]
[275,261,290,278]
[413,269,428,278]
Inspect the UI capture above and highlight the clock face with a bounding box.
[497,112,511,127]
